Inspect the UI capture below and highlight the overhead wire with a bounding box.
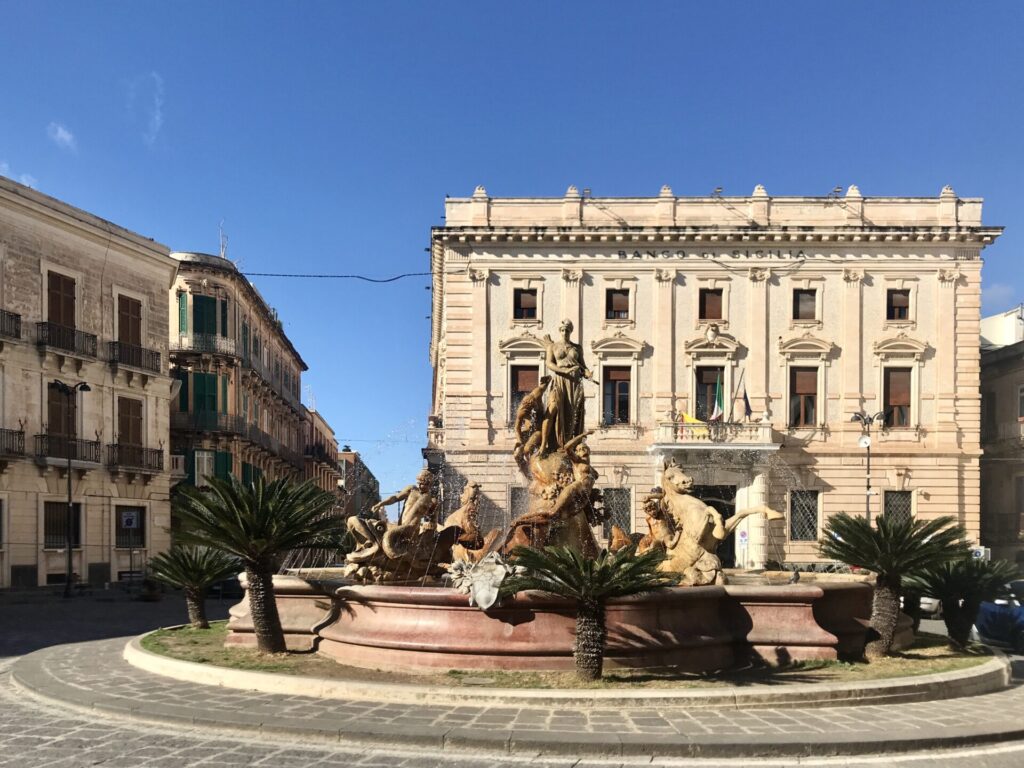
[241,271,430,283]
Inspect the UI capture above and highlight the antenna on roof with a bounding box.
[219,220,228,259]
[305,384,316,410]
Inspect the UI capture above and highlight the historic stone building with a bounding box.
[304,407,342,496]
[425,185,1001,567]
[0,177,178,587]
[169,252,307,489]
[337,447,380,519]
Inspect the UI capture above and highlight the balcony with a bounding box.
[171,411,246,435]
[247,423,304,471]
[170,454,187,477]
[0,310,22,340]
[0,428,24,457]
[35,434,101,464]
[243,355,303,413]
[36,322,97,358]
[305,443,342,473]
[172,333,237,356]
[652,421,780,452]
[108,341,161,374]
[107,444,164,473]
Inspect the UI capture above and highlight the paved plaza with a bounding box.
[3,594,1024,767]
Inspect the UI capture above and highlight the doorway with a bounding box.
[691,484,738,568]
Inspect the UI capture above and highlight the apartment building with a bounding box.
[304,407,342,496]
[337,446,380,518]
[0,177,177,587]
[426,184,1001,567]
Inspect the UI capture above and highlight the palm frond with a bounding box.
[906,557,1018,603]
[148,545,239,591]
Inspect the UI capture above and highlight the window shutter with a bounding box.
[513,366,539,393]
[48,273,76,327]
[178,293,188,333]
[118,296,142,346]
[215,451,232,480]
[221,375,229,414]
[193,296,217,335]
[793,368,817,395]
[700,289,722,319]
[118,397,142,445]
[886,369,911,406]
[185,450,196,486]
[177,370,189,411]
[220,299,228,338]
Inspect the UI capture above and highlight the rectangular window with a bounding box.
[512,288,537,320]
[695,367,724,421]
[219,298,229,338]
[47,386,77,455]
[194,450,215,485]
[602,367,631,425]
[605,289,630,320]
[44,501,82,549]
[510,365,539,420]
[117,295,142,346]
[47,272,76,328]
[241,322,250,362]
[215,451,232,480]
[193,295,217,335]
[884,368,912,428]
[221,375,229,414]
[789,368,818,427]
[887,289,910,321]
[115,505,146,549]
[792,289,817,321]
[699,289,723,320]
[242,461,253,487]
[193,373,218,414]
[117,397,143,446]
[789,491,819,542]
[602,488,632,539]
[883,491,913,526]
[177,292,188,333]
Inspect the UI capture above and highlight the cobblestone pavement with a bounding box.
[3,595,1024,766]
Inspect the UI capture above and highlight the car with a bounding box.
[901,594,942,618]
[973,579,1024,653]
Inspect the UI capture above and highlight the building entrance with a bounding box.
[691,484,738,568]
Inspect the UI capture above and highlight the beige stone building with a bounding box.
[0,177,178,587]
[337,447,380,519]
[304,407,342,496]
[426,185,1001,567]
[169,252,307,489]
[980,307,1024,564]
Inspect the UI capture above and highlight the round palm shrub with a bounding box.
[148,545,240,628]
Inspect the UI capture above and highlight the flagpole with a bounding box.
[729,368,746,423]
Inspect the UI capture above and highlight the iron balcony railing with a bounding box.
[108,341,161,374]
[172,333,237,356]
[171,411,246,435]
[305,443,342,473]
[243,356,303,413]
[0,428,25,456]
[246,423,304,470]
[655,420,776,445]
[36,322,97,357]
[107,444,164,472]
[35,434,101,463]
[0,309,22,340]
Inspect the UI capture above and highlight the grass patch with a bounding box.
[142,624,993,689]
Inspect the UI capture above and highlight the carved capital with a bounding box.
[938,265,962,285]
[655,268,677,283]
[561,268,583,284]
[843,268,865,284]
[747,267,771,283]
[468,267,490,284]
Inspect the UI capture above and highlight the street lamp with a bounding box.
[850,410,887,525]
[49,379,91,598]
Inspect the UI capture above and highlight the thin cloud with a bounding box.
[128,71,165,147]
[0,161,9,176]
[982,281,1017,314]
[46,122,77,152]
[18,174,37,188]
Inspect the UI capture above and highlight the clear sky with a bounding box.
[2,2,1022,495]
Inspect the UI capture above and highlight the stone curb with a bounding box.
[124,629,1011,709]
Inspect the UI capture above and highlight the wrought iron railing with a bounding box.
[36,322,97,357]
[107,444,164,472]
[0,428,24,456]
[172,333,237,355]
[35,434,101,463]
[0,309,22,340]
[655,421,776,445]
[108,342,161,373]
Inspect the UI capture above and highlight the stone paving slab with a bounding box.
[12,636,1024,759]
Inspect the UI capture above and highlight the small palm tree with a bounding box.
[147,545,240,629]
[906,558,1018,649]
[173,476,342,653]
[820,512,968,658]
[502,545,679,681]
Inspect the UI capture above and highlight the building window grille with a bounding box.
[602,487,631,539]
[510,366,539,422]
[884,368,912,428]
[605,289,629,320]
[505,486,530,532]
[699,289,723,320]
[513,288,537,320]
[793,289,817,320]
[884,491,913,526]
[602,367,631,425]
[115,506,146,548]
[887,289,910,321]
[44,501,81,549]
[789,491,819,542]
[789,367,818,427]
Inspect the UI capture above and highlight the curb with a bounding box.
[123,629,1011,709]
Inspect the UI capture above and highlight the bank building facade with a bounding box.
[424,185,1001,568]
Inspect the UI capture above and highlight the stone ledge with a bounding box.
[123,630,1010,709]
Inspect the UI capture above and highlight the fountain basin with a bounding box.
[226,573,340,651]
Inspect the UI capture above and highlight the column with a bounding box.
[746,267,770,417]
[742,468,769,569]
[468,268,490,438]
[842,268,865,428]
[653,268,677,418]
[561,268,583,335]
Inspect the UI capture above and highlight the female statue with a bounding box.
[540,319,593,455]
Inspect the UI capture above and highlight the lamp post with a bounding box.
[850,410,887,525]
[50,379,91,598]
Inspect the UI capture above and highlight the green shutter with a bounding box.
[178,293,188,333]
[241,323,250,362]
[177,370,189,411]
[221,375,229,414]
[242,462,253,487]
[193,373,217,414]
[220,299,228,338]
[185,449,196,486]
[215,451,232,480]
[193,296,217,335]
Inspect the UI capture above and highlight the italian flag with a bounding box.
[710,371,724,422]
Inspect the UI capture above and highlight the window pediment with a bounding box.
[684,324,741,359]
[778,332,835,362]
[591,331,646,361]
[873,332,928,361]
[498,331,546,359]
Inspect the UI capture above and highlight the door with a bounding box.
[695,367,724,421]
[691,484,738,568]
[47,272,76,328]
[193,295,217,336]
[117,296,142,346]
[118,397,143,466]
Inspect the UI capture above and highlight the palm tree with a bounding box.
[906,557,1018,649]
[173,476,343,653]
[147,545,240,629]
[502,545,679,680]
[819,512,968,658]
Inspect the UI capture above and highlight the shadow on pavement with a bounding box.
[0,591,232,658]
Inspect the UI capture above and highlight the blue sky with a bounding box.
[2,2,1023,494]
